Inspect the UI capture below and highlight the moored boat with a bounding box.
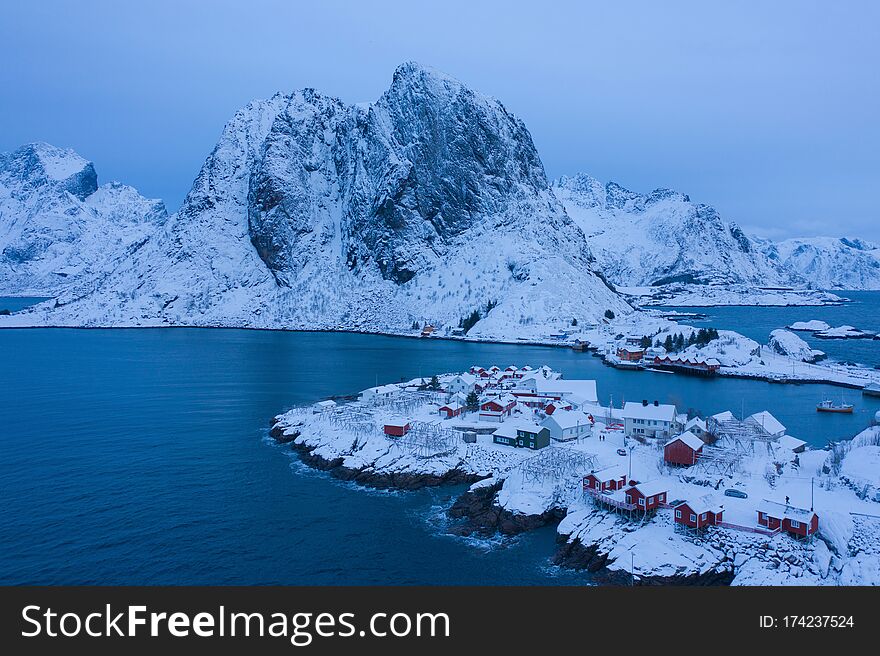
[816,399,854,413]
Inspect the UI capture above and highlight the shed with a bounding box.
[664,431,705,466]
[383,421,411,437]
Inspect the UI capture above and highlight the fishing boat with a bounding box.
[816,399,854,413]
[863,383,880,398]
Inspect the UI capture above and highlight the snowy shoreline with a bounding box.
[2,318,877,391]
[268,371,880,586]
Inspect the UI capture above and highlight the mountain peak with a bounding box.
[2,142,97,200]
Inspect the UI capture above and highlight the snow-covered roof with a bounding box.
[384,419,409,427]
[514,421,545,435]
[758,499,815,521]
[363,383,400,395]
[451,372,477,385]
[542,411,590,430]
[492,423,518,439]
[685,417,707,432]
[588,465,627,482]
[778,435,807,451]
[665,430,704,451]
[628,480,667,498]
[534,378,598,404]
[747,411,786,436]
[315,399,337,408]
[711,410,735,422]
[622,401,677,422]
[677,494,722,516]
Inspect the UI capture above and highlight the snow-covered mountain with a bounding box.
[552,173,791,288]
[5,63,631,336]
[0,143,166,296]
[759,236,880,290]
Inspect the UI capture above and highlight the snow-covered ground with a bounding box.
[270,366,880,585]
[619,284,844,307]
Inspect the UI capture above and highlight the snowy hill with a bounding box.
[5,64,630,337]
[552,173,792,288]
[0,143,166,296]
[760,236,880,290]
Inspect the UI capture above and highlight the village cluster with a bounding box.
[341,364,822,542]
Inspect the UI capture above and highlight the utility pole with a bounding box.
[631,552,635,586]
[811,477,814,511]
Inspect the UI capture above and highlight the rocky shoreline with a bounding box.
[551,536,734,586]
[269,417,484,491]
[270,415,737,585]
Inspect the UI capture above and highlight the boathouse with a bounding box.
[617,346,645,362]
[651,355,721,376]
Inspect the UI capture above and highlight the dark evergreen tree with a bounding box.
[465,390,480,411]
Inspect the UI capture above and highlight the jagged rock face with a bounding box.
[760,237,880,290]
[247,63,557,287]
[553,173,792,288]
[0,143,165,296]
[5,64,629,336]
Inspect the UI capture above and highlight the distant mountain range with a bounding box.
[553,173,880,291]
[1,63,876,336]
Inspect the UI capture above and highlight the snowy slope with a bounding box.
[760,236,880,290]
[0,143,166,296]
[4,64,630,337]
[552,173,793,288]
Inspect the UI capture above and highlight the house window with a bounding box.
[659,494,665,501]
[675,510,682,519]
[529,441,535,448]
[759,512,766,521]
[626,495,632,504]
[647,496,654,504]
[790,520,800,529]
[690,514,696,522]
[638,498,645,507]
[701,513,707,520]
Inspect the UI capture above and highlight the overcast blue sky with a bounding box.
[2,1,878,240]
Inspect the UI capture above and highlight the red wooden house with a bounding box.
[438,403,463,419]
[616,346,645,362]
[757,500,818,538]
[624,481,668,512]
[383,421,411,437]
[674,497,723,529]
[479,395,516,421]
[664,431,705,466]
[583,466,628,492]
